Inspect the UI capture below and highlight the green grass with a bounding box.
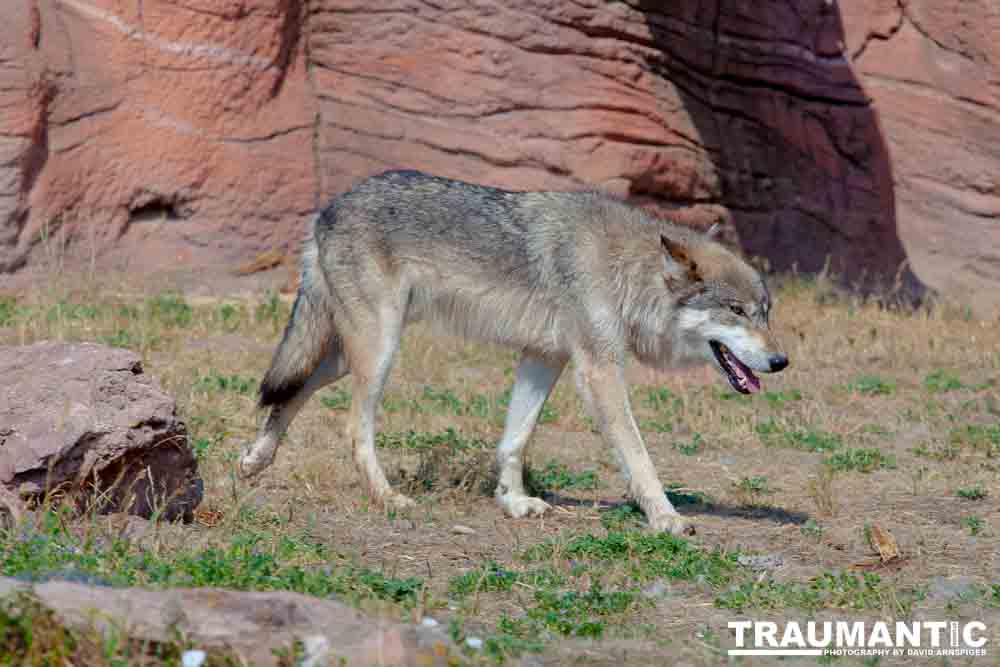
[0,511,423,608]
[800,519,825,541]
[192,370,258,395]
[950,424,1000,456]
[846,375,895,396]
[760,389,804,406]
[962,515,986,536]
[733,476,773,502]
[375,427,489,453]
[716,570,923,615]
[0,296,17,327]
[924,370,965,393]
[825,448,897,473]
[755,420,842,452]
[320,386,352,410]
[456,523,927,660]
[674,433,703,456]
[956,484,988,501]
[525,460,600,495]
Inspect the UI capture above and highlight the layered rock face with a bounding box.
[1,1,998,312]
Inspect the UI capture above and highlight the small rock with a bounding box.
[451,524,475,535]
[181,650,206,667]
[927,576,978,602]
[421,617,440,628]
[641,580,670,598]
[737,554,784,571]
[300,634,331,667]
[465,637,484,650]
[0,343,202,521]
[718,456,737,466]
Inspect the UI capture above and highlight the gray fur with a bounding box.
[243,170,787,535]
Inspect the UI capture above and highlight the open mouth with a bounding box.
[710,341,761,395]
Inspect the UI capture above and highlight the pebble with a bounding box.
[181,650,206,667]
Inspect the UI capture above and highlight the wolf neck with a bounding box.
[609,234,685,369]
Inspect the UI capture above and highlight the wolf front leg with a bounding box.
[573,356,692,536]
[494,354,566,518]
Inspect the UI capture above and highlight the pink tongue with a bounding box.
[730,355,761,393]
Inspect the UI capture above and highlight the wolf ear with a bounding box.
[661,235,702,284]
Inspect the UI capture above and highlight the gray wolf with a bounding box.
[239,170,788,535]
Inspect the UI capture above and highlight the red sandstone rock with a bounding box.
[0,1,998,313]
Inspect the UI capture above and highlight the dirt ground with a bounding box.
[1,263,998,666]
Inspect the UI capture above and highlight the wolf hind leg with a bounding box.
[495,354,566,518]
[239,345,347,478]
[345,306,414,510]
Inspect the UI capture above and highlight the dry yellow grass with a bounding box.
[1,270,998,664]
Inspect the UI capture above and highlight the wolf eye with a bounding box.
[730,305,746,317]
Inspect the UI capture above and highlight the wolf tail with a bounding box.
[258,242,340,407]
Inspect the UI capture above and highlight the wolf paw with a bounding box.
[238,450,274,479]
[648,512,695,537]
[498,494,551,519]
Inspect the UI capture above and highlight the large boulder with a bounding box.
[0,576,459,666]
[0,342,201,520]
[0,1,998,312]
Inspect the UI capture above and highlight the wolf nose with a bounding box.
[769,354,789,372]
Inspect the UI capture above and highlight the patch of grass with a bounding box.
[376,428,489,453]
[950,424,1000,456]
[962,515,986,536]
[522,531,739,587]
[756,420,842,452]
[148,294,193,328]
[193,370,258,395]
[761,389,804,406]
[599,503,645,531]
[379,429,494,495]
[46,301,102,322]
[529,584,639,639]
[641,387,683,413]
[912,442,960,461]
[0,295,17,326]
[639,417,673,433]
[716,570,922,615]
[825,448,896,473]
[924,370,964,393]
[846,375,895,396]
[732,476,774,506]
[190,433,224,460]
[0,512,423,608]
[674,433,703,456]
[800,519,825,541]
[320,386,352,411]
[956,484,988,501]
[254,292,288,326]
[99,329,138,349]
[525,460,600,495]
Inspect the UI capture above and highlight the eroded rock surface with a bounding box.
[0,576,458,666]
[0,342,201,520]
[1,1,998,311]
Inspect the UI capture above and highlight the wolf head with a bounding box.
[661,227,788,394]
